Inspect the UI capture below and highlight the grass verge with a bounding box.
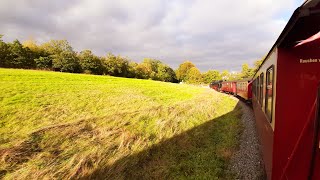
[0,68,242,179]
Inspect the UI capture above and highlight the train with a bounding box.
[210,0,320,179]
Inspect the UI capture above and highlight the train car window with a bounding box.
[265,66,274,122]
[260,73,264,106]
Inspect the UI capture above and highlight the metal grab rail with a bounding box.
[280,96,318,180]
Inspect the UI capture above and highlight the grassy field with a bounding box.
[0,68,242,179]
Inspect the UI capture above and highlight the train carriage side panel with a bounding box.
[231,82,237,94]
[252,48,277,180]
[272,43,320,179]
[248,81,252,100]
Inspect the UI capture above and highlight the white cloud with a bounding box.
[0,0,302,71]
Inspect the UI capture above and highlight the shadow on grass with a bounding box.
[82,102,242,180]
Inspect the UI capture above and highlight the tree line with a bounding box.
[175,59,262,84]
[0,34,262,84]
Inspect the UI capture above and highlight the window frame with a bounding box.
[257,77,260,102]
[265,65,275,123]
[259,73,264,107]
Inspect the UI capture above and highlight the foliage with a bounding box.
[135,62,152,79]
[52,50,81,73]
[103,53,129,77]
[34,56,52,69]
[202,70,221,84]
[0,35,9,67]
[221,70,230,80]
[40,39,73,55]
[240,63,254,79]
[157,63,177,82]
[253,59,263,73]
[0,34,180,83]
[186,67,203,84]
[126,61,138,78]
[0,68,242,179]
[176,61,195,82]
[6,40,36,68]
[78,50,104,75]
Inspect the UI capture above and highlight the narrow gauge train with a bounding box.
[209,80,222,91]
[213,79,252,101]
[251,0,320,179]
[209,1,320,179]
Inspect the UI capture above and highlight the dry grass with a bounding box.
[0,68,242,179]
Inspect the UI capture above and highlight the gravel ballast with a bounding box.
[228,100,266,179]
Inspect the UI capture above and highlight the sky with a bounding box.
[0,0,303,72]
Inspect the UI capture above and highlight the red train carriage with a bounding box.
[221,81,236,94]
[251,1,320,179]
[209,81,222,91]
[235,79,252,101]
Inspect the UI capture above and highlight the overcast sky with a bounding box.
[0,0,303,72]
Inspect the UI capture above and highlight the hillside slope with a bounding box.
[0,68,242,179]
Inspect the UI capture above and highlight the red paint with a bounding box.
[221,81,236,94]
[273,46,320,180]
[252,95,274,179]
[235,80,252,100]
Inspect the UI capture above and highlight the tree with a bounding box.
[40,40,73,56]
[202,70,221,84]
[23,38,40,54]
[34,56,52,69]
[78,50,103,75]
[103,53,129,77]
[127,61,138,78]
[240,63,254,79]
[135,63,152,79]
[157,64,177,82]
[141,58,162,80]
[0,35,9,67]
[52,51,81,73]
[6,40,36,68]
[176,61,195,82]
[186,67,203,84]
[253,59,263,73]
[221,70,230,80]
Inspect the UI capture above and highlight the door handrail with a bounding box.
[280,97,317,179]
[309,84,320,179]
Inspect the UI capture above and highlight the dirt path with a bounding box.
[228,100,266,179]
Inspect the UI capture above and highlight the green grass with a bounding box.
[0,68,242,179]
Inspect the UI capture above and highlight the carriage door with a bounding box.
[310,85,320,179]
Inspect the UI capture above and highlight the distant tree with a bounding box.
[52,51,81,73]
[157,63,177,82]
[6,40,36,68]
[23,38,40,54]
[34,56,52,69]
[40,40,77,72]
[135,62,152,79]
[202,70,221,84]
[240,63,254,79]
[253,59,263,73]
[186,67,203,84]
[0,35,10,67]
[176,61,195,82]
[127,61,138,78]
[103,53,129,77]
[220,70,230,80]
[78,50,103,75]
[40,40,73,55]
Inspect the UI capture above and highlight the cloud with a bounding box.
[0,0,302,71]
